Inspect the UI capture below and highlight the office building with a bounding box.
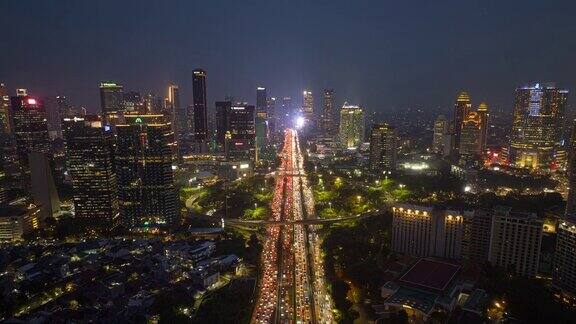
[123,91,144,113]
[255,87,268,157]
[56,95,72,118]
[459,111,483,158]
[477,102,489,150]
[0,204,40,241]
[29,152,60,220]
[320,89,336,137]
[302,90,314,128]
[339,103,364,149]
[554,217,576,296]
[488,206,543,277]
[10,94,50,168]
[116,115,178,231]
[509,83,568,170]
[279,97,293,130]
[63,116,120,234]
[216,102,255,159]
[453,92,472,153]
[166,84,191,158]
[99,82,124,125]
[192,69,208,152]
[0,83,11,134]
[44,96,62,139]
[432,115,451,156]
[566,119,576,214]
[267,97,276,134]
[369,123,397,170]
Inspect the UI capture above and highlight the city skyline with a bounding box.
[2,1,576,112]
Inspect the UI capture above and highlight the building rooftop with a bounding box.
[399,259,461,293]
[386,286,438,315]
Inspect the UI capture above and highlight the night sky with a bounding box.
[2,0,576,114]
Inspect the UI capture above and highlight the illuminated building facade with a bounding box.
[116,115,178,231]
[509,83,568,170]
[321,89,336,136]
[302,90,314,128]
[459,111,483,158]
[216,102,255,159]
[369,123,397,170]
[488,206,543,277]
[567,119,576,214]
[432,115,450,156]
[453,91,472,153]
[391,204,465,259]
[99,82,124,125]
[0,204,40,241]
[267,97,276,134]
[10,94,50,168]
[0,83,11,134]
[553,218,576,295]
[255,87,268,154]
[339,103,364,149]
[63,116,120,234]
[192,69,208,152]
[279,96,293,130]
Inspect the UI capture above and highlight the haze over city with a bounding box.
[2,0,576,111]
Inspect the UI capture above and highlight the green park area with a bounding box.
[179,175,273,220]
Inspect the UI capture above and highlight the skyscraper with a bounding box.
[63,116,120,234]
[302,90,314,129]
[369,123,397,170]
[453,91,472,153]
[99,82,124,125]
[459,111,483,158]
[192,69,208,152]
[116,115,178,231]
[566,118,576,214]
[477,102,489,150]
[553,217,576,296]
[0,83,11,134]
[267,97,276,134]
[256,87,267,116]
[167,84,190,158]
[509,83,568,170]
[255,87,268,157]
[321,89,336,137]
[123,91,144,113]
[216,101,255,159]
[56,95,72,118]
[432,115,450,156]
[488,206,543,277]
[339,103,364,149]
[10,94,50,167]
[280,97,293,130]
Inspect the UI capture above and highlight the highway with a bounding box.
[251,129,334,324]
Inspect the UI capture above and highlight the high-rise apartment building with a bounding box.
[339,103,364,149]
[192,69,208,152]
[10,94,50,167]
[391,204,465,259]
[99,82,124,125]
[509,83,568,170]
[116,115,178,231]
[453,92,472,153]
[63,116,120,234]
[462,209,493,263]
[554,217,576,296]
[488,206,543,277]
[369,123,397,170]
[302,90,314,128]
[321,89,336,137]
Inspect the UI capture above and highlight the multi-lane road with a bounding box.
[251,129,334,324]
